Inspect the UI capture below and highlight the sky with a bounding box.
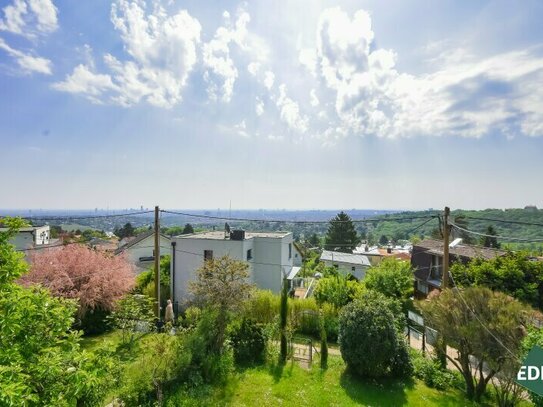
[1,0,543,210]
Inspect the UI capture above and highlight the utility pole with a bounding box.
[154,205,160,319]
[442,206,450,289]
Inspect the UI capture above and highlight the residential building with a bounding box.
[319,250,371,280]
[411,238,506,298]
[0,225,51,251]
[115,230,171,273]
[292,242,304,267]
[353,243,412,266]
[170,230,293,305]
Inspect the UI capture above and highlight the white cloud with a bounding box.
[255,97,264,116]
[0,0,57,36]
[310,89,319,107]
[263,70,274,90]
[0,0,57,75]
[51,64,116,103]
[54,0,201,108]
[276,84,308,133]
[301,7,543,140]
[0,37,51,74]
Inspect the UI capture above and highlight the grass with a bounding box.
[164,356,482,407]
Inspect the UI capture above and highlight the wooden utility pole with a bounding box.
[442,206,450,289]
[154,205,160,319]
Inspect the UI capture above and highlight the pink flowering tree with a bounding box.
[20,245,135,331]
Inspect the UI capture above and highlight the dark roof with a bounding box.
[115,230,169,255]
[414,238,506,260]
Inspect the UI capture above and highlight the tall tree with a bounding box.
[324,211,359,253]
[280,277,288,363]
[182,223,194,234]
[308,233,321,248]
[363,258,414,308]
[480,225,500,248]
[114,222,135,239]
[419,287,528,402]
[189,255,254,353]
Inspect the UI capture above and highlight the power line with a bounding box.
[161,209,438,225]
[450,222,543,242]
[463,215,543,228]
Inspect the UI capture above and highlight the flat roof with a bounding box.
[175,230,291,240]
[0,226,49,233]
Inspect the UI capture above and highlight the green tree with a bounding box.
[136,255,171,311]
[379,234,389,246]
[114,222,135,239]
[451,252,543,310]
[182,223,194,234]
[319,309,328,369]
[189,256,254,353]
[109,294,155,346]
[324,212,359,253]
[314,274,360,308]
[364,258,414,307]
[480,225,501,248]
[338,290,412,378]
[0,217,117,406]
[419,287,528,402]
[308,233,320,247]
[280,277,288,363]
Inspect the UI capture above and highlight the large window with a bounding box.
[204,250,213,261]
[247,249,252,260]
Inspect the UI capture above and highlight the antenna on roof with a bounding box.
[225,222,231,239]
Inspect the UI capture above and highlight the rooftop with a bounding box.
[175,230,291,240]
[414,238,506,260]
[0,225,49,233]
[320,250,371,266]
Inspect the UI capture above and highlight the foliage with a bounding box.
[451,251,543,310]
[410,350,460,390]
[136,255,171,310]
[21,245,135,331]
[243,290,280,324]
[0,217,117,406]
[319,310,328,369]
[363,258,414,306]
[521,326,543,406]
[481,225,501,248]
[182,223,195,234]
[338,290,412,378]
[229,318,266,365]
[119,333,191,406]
[182,306,202,328]
[324,211,360,253]
[419,287,529,402]
[189,255,254,354]
[314,274,361,308]
[280,278,288,362]
[114,222,135,239]
[109,294,155,346]
[308,233,321,247]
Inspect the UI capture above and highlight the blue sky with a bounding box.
[1,0,543,210]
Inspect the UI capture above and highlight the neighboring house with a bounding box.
[319,250,371,280]
[354,243,412,266]
[0,225,51,251]
[115,230,171,273]
[171,230,294,305]
[411,238,506,298]
[292,242,304,267]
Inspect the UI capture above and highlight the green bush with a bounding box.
[243,290,280,324]
[78,308,111,335]
[229,318,266,365]
[410,350,457,390]
[338,290,411,378]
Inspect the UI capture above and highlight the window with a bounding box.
[247,249,252,260]
[418,281,429,294]
[289,243,292,259]
[204,250,213,261]
[351,266,356,272]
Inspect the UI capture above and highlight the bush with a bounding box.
[78,308,111,335]
[230,318,267,365]
[338,290,411,378]
[410,350,457,390]
[314,274,361,308]
[243,290,280,324]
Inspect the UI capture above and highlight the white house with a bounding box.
[0,225,50,251]
[115,230,171,273]
[319,250,371,280]
[170,230,294,305]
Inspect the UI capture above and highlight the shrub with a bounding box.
[314,274,361,308]
[79,308,111,335]
[230,318,267,365]
[109,294,155,346]
[411,350,458,390]
[243,290,280,324]
[338,290,411,378]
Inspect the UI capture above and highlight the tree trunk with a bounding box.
[459,354,475,400]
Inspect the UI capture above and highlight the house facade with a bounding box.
[115,230,171,273]
[170,230,294,305]
[1,225,51,251]
[411,238,506,298]
[319,250,371,280]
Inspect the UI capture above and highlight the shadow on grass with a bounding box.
[339,369,414,406]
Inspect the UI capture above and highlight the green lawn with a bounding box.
[164,356,482,407]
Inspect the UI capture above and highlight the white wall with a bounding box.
[322,260,368,281]
[171,233,293,306]
[124,234,170,273]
